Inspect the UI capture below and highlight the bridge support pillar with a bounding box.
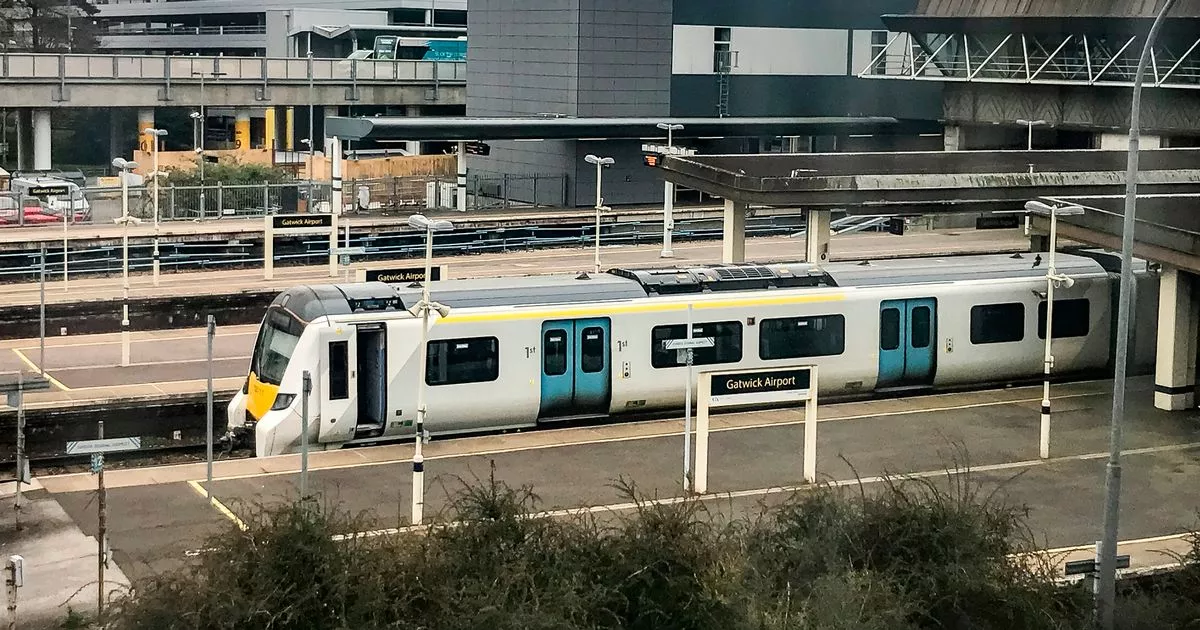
[32,109,51,171]
[137,108,155,155]
[722,199,747,264]
[15,108,31,171]
[235,110,251,151]
[405,105,422,155]
[456,140,466,212]
[1155,267,1198,411]
[285,106,295,151]
[805,209,831,263]
[1030,232,1050,252]
[943,125,963,151]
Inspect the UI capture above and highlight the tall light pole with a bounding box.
[111,158,140,368]
[657,122,683,258]
[1025,200,1084,461]
[143,127,167,286]
[191,70,227,219]
[1099,2,1177,627]
[584,154,614,274]
[407,213,453,526]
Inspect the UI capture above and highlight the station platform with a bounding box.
[11,375,1199,599]
[0,227,1026,310]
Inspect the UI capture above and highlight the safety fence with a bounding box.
[0,213,819,283]
[467,172,569,210]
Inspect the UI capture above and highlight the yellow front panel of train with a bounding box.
[246,371,279,421]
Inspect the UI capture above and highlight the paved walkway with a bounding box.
[0,228,1028,309]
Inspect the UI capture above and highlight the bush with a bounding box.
[101,466,1092,630]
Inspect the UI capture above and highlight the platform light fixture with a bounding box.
[111,158,140,368]
[407,213,454,525]
[1024,199,1085,465]
[584,154,614,274]
[656,123,684,258]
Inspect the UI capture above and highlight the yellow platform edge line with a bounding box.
[11,348,71,391]
[187,479,249,531]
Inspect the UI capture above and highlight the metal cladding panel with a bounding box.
[824,254,1107,287]
[912,0,1200,18]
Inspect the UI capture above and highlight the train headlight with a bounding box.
[270,393,297,411]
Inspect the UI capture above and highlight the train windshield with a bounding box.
[251,308,303,386]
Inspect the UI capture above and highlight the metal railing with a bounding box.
[0,53,467,83]
[468,172,568,210]
[102,25,268,37]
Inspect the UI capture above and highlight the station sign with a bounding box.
[26,185,70,197]
[272,214,333,231]
[66,436,141,455]
[356,264,447,284]
[463,142,491,156]
[709,367,813,407]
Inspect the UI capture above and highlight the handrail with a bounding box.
[0,53,466,82]
[103,25,268,37]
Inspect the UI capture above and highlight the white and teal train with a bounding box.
[227,251,1160,458]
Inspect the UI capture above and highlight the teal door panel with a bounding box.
[539,322,574,418]
[904,299,936,383]
[877,298,937,388]
[878,301,906,387]
[573,318,611,414]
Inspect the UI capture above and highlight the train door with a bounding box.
[355,323,387,437]
[318,325,358,442]
[539,318,612,419]
[877,298,937,388]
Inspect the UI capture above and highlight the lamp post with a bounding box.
[143,128,168,286]
[1099,2,1177,627]
[407,213,453,526]
[111,158,140,368]
[1025,200,1084,461]
[584,154,614,274]
[1016,118,1047,152]
[191,70,227,219]
[657,123,683,258]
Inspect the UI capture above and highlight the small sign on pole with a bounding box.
[355,265,448,284]
[263,213,338,281]
[65,437,141,455]
[695,365,819,494]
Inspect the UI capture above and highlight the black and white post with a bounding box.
[300,370,311,498]
[206,315,215,491]
[111,157,140,368]
[408,214,454,525]
[657,122,683,258]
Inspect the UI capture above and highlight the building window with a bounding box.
[870,30,889,74]
[970,304,1025,344]
[328,341,349,400]
[1038,299,1090,339]
[426,337,499,386]
[760,315,846,360]
[652,321,742,368]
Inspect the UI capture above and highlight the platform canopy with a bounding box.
[323,115,938,142]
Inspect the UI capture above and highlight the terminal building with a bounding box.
[463,0,944,206]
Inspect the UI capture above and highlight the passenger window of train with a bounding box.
[580,327,605,373]
[328,341,349,400]
[651,321,743,368]
[970,303,1025,344]
[880,309,901,351]
[1038,299,1090,339]
[426,337,500,386]
[759,315,845,360]
[544,330,568,376]
[911,306,931,349]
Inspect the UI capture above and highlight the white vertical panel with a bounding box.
[673,24,717,75]
[729,27,848,76]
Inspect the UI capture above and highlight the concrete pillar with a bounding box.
[1100,132,1161,150]
[806,209,831,263]
[32,109,51,171]
[456,140,466,212]
[235,110,251,150]
[264,108,277,152]
[108,109,121,164]
[1155,267,1198,410]
[137,107,155,155]
[15,108,31,171]
[405,105,422,155]
[1030,232,1050,252]
[722,199,747,264]
[285,106,295,151]
[943,125,962,151]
